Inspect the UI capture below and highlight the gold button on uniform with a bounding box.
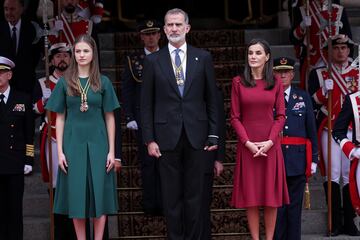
[10,146,13,149]
[286,145,289,149]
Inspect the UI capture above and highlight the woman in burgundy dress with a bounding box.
[230,39,289,240]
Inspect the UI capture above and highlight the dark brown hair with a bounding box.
[64,34,101,96]
[242,38,274,90]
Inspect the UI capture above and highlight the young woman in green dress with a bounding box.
[45,34,120,240]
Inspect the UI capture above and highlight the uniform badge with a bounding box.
[13,103,25,112]
[292,101,305,110]
[299,96,303,100]
[292,94,298,99]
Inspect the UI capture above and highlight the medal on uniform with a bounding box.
[175,68,184,86]
[77,78,90,112]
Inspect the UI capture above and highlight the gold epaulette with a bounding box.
[26,144,34,157]
[127,56,142,83]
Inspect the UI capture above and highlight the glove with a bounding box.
[300,16,311,29]
[351,147,360,160]
[311,162,317,175]
[43,87,51,99]
[91,15,102,24]
[323,79,334,93]
[126,120,138,130]
[24,165,33,175]
[53,20,63,32]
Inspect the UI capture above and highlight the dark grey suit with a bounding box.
[141,44,218,239]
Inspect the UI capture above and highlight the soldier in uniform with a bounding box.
[33,42,77,239]
[121,19,162,215]
[47,0,100,46]
[0,56,34,239]
[290,0,352,89]
[273,57,318,240]
[333,90,360,232]
[309,34,360,236]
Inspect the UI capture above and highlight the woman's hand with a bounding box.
[106,152,115,173]
[245,141,260,155]
[58,152,68,174]
[253,140,273,157]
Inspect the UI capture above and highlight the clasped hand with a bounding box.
[245,140,273,158]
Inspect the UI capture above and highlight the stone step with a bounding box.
[24,216,49,240]
[24,173,48,195]
[23,193,50,218]
[302,235,360,240]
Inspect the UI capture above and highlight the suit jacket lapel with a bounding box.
[5,89,15,114]
[158,46,181,98]
[183,45,196,97]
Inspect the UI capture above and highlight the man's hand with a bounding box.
[311,162,317,175]
[148,142,162,158]
[126,120,138,130]
[204,137,218,151]
[214,161,224,177]
[24,165,32,175]
[114,159,122,173]
[300,16,311,29]
[323,79,334,93]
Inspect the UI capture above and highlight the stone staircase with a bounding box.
[24,7,360,239]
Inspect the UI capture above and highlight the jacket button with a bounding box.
[11,124,14,128]
[284,126,288,129]
[10,135,13,138]
[299,113,302,116]
[286,145,289,149]
[10,146,13,149]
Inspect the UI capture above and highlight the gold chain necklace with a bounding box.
[77,78,91,112]
[171,50,187,86]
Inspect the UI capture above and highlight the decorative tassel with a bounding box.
[304,182,311,210]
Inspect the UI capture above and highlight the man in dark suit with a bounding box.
[122,19,163,215]
[141,8,219,240]
[0,56,34,240]
[0,0,41,96]
[273,57,319,240]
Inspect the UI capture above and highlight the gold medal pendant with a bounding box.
[78,78,90,112]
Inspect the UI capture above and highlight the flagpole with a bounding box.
[42,1,55,239]
[326,0,333,235]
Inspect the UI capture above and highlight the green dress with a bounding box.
[45,75,120,218]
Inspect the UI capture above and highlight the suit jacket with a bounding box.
[0,19,41,95]
[141,44,218,150]
[0,88,34,174]
[282,87,318,176]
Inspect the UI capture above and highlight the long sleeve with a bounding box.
[230,76,250,145]
[304,92,319,163]
[268,79,286,143]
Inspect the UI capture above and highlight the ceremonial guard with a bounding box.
[33,42,76,239]
[121,19,163,215]
[291,0,352,89]
[333,91,360,233]
[0,56,34,239]
[309,34,360,236]
[46,0,101,46]
[273,57,318,240]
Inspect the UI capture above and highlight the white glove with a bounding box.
[311,162,317,175]
[351,147,360,160]
[300,16,312,29]
[43,87,51,99]
[323,79,334,93]
[53,20,63,32]
[24,165,33,175]
[126,120,138,130]
[91,15,102,24]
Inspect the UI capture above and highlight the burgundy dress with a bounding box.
[230,76,290,208]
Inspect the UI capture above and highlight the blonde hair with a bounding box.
[64,34,101,96]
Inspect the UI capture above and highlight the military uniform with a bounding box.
[273,57,319,240]
[291,0,352,89]
[121,19,162,215]
[308,35,360,235]
[0,57,34,239]
[333,92,360,233]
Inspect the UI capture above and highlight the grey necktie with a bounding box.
[174,48,185,96]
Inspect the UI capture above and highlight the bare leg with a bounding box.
[246,207,260,240]
[93,215,106,240]
[264,207,277,240]
[73,218,86,240]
